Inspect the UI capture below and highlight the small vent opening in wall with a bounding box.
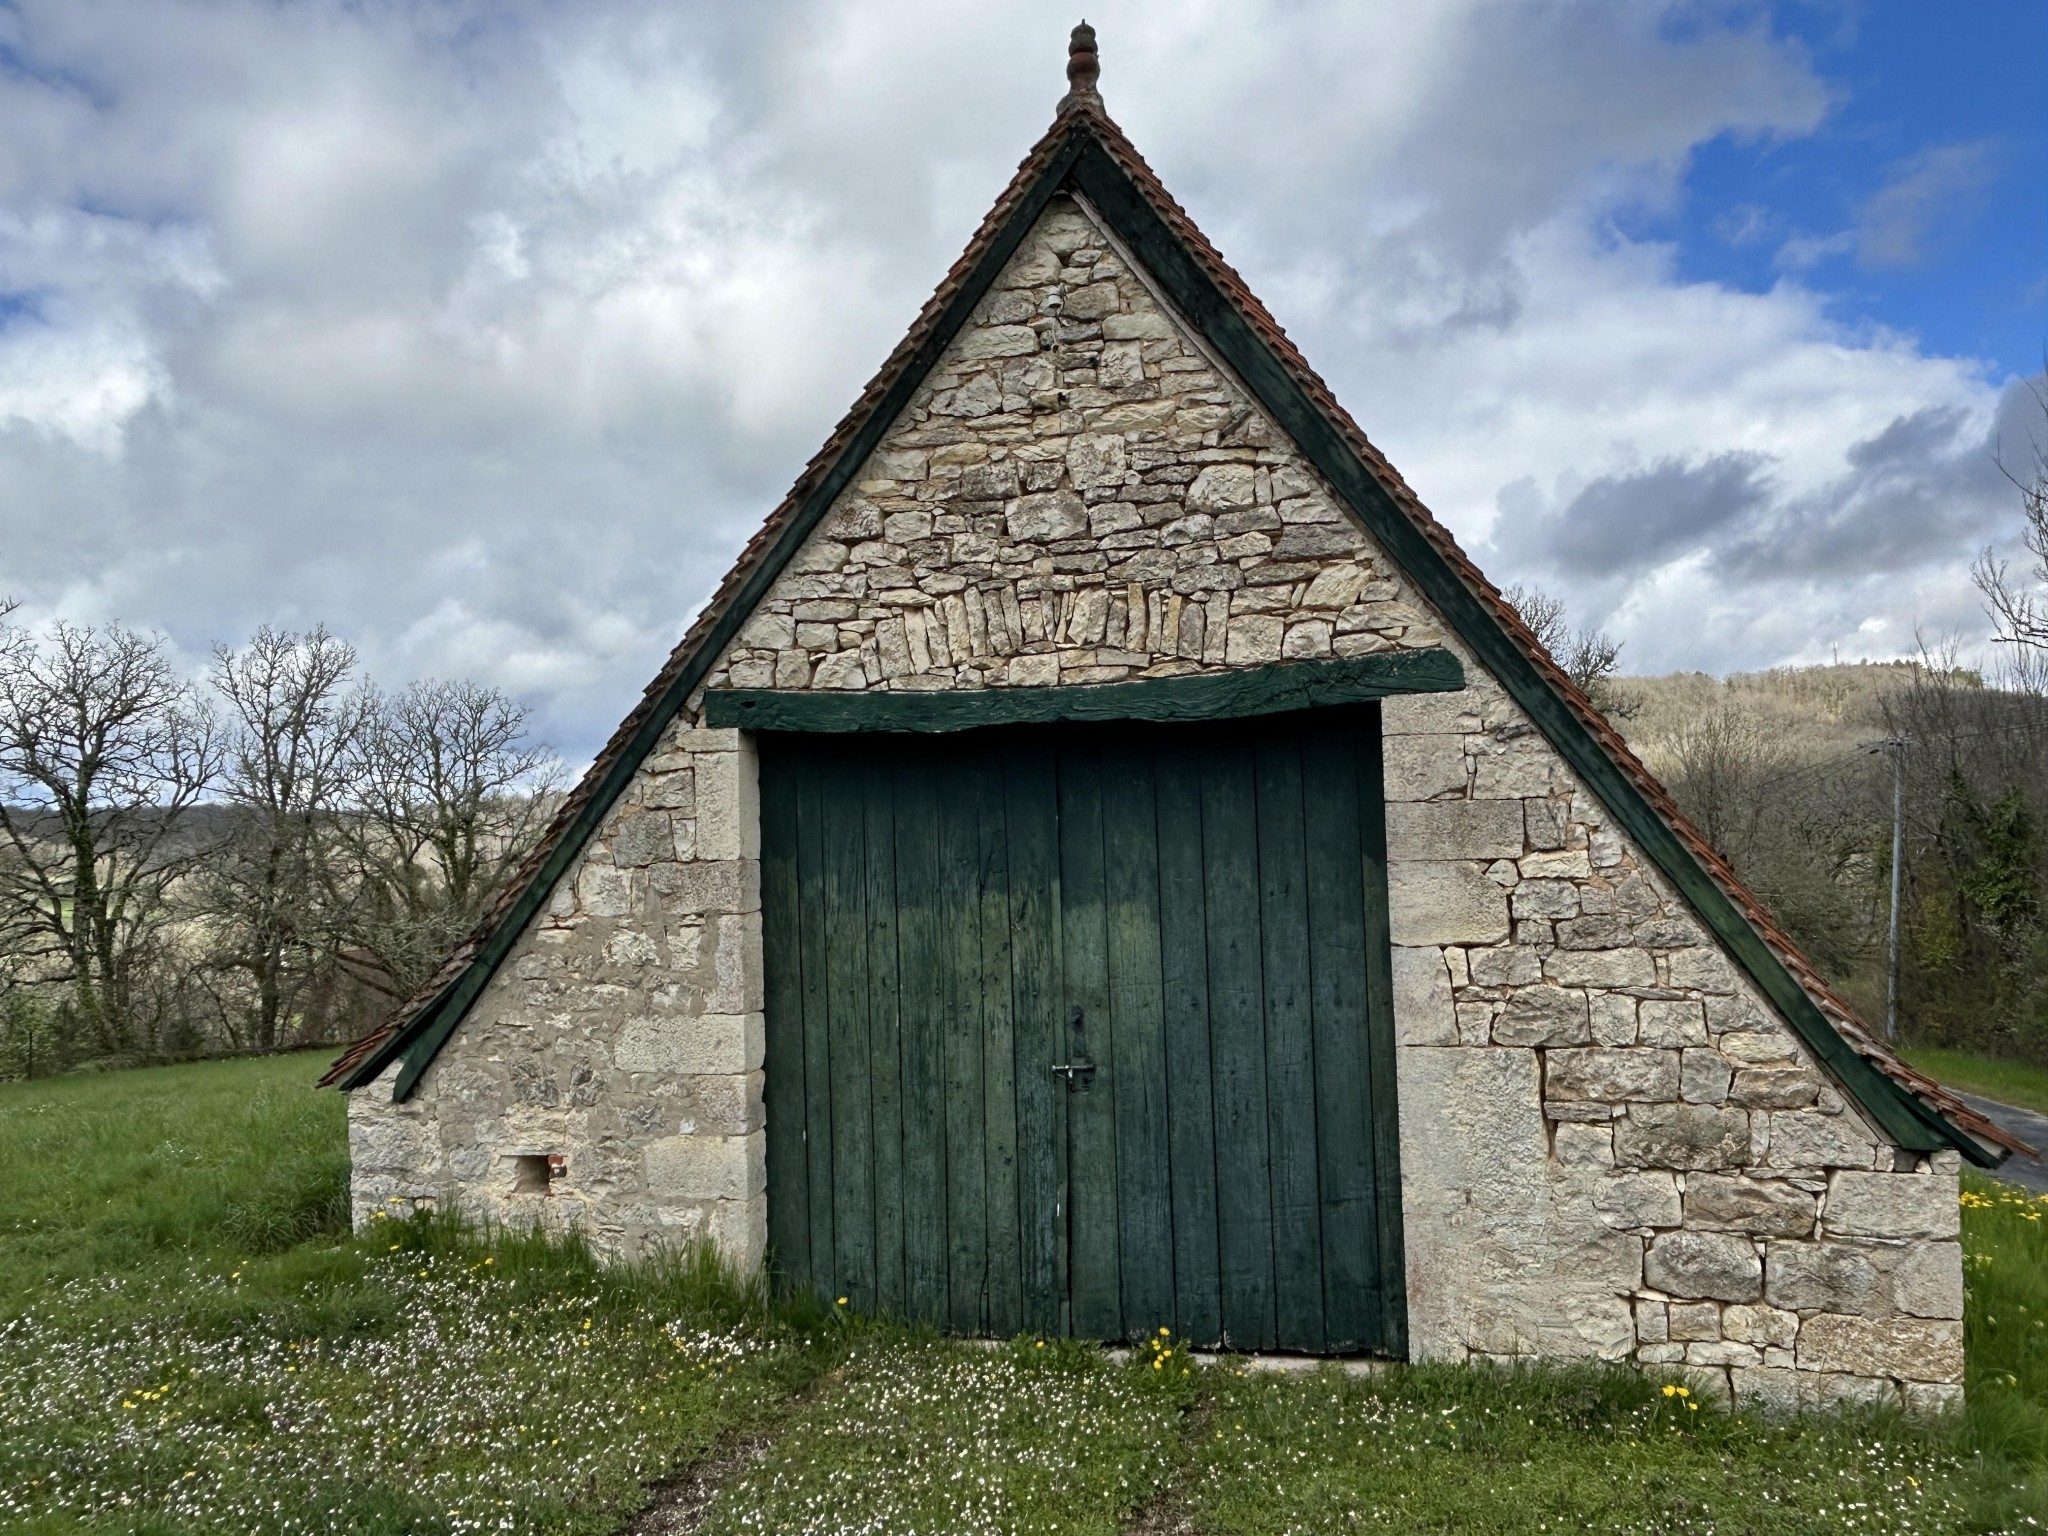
[513,1154,565,1194]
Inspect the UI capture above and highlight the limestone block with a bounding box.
[694,744,761,862]
[1006,491,1088,542]
[1729,1067,1820,1109]
[1823,1170,1960,1240]
[706,1190,769,1274]
[1667,947,1738,994]
[1680,1049,1733,1104]
[1103,312,1175,341]
[1591,1171,1679,1227]
[1590,994,1638,1046]
[1732,1366,1805,1414]
[1490,985,1589,1046]
[653,859,761,918]
[1547,1048,1680,1103]
[1224,614,1284,663]
[1644,1231,1762,1302]
[348,1104,436,1174]
[1613,1104,1749,1171]
[1009,654,1060,686]
[1187,463,1257,511]
[1398,1045,1637,1362]
[1637,999,1708,1048]
[1470,746,1562,799]
[706,912,764,1014]
[1467,945,1543,987]
[1723,1303,1799,1349]
[1667,1300,1719,1341]
[1554,1123,1614,1167]
[1510,879,1579,921]
[955,323,1039,359]
[1066,434,1127,489]
[615,1012,764,1076]
[1381,734,1468,802]
[1385,799,1525,862]
[1892,1242,1964,1319]
[1766,1111,1877,1169]
[1688,1344,1762,1375]
[812,653,866,689]
[577,863,632,919]
[1544,949,1657,988]
[1520,849,1592,880]
[691,1071,767,1136]
[1765,1241,1879,1313]
[645,1133,766,1202]
[1380,692,1483,736]
[1390,861,1510,946]
[1390,946,1458,1046]
[1684,1175,1816,1237]
[1679,1364,1735,1407]
[1720,1030,1799,1066]
[1635,1299,1669,1343]
[1902,1382,1964,1416]
[739,612,795,649]
[1796,1314,1964,1384]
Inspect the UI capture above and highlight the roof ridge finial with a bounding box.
[1058,20,1101,114]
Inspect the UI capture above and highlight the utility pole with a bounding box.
[1871,736,1909,1042]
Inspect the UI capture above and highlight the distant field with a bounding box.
[5,1054,2047,1534]
[1904,1047,2048,1118]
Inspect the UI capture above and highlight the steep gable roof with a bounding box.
[322,45,2016,1167]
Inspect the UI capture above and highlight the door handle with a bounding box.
[1051,1005,1096,1092]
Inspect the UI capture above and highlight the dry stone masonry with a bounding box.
[347,194,1964,1412]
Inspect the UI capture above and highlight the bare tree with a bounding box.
[328,679,560,1001]
[1503,582,1641,719]
[190,626,369,1050]
[0,623,219,1057]
[1973,374,2048,659]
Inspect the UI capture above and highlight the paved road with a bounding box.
[1959,1091,2048,1194]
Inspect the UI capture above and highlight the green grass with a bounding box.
[7,1054,2048,1535]
[696,1332,1193,1535]
[1178,1362,1966,1534]
[0,1056,844,1535]
[1902,1046,2048,1117]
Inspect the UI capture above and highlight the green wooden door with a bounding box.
[760,706,1405,1355]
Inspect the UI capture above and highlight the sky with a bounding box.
[0,0,2041,760]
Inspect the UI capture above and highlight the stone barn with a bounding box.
[327,27,2016,1411]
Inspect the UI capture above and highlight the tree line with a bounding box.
[0,623,558,1077]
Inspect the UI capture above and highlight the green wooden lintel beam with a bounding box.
[702,650,1466,734]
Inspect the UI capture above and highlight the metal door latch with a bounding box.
[1051,1005,1096,1092]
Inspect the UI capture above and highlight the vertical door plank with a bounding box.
[759,743,811,1290]
[1101,733,1173,1340]
[1154,745,1222,1346]
[793,753,836,1287]
[1355,705,1409,1358]
[937,757,989,1333]
[1058,737,1123,1339]
[1300,720,1378,1352]
[1200,737,1277,1351]
[1004,743,1065,1335]
[860,748,908,1318]
[892,751,948,1326]
[1254,733,1327,1352]
[973,742,1023,1336]
[821,756,876,1312]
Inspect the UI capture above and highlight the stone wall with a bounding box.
[346,192,1963,1409]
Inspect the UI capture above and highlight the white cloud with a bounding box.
[0,0,2021,753]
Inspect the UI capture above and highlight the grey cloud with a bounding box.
[1857,141,1999,271]
[1492,452,1774,578]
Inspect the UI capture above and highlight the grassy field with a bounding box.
[4,1055,2047,1535]
[1905,1046,2048,1118]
